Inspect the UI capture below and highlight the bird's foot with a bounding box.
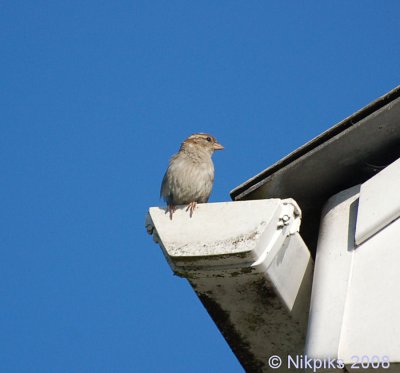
[166,204,176,220]
[186,201,197,217]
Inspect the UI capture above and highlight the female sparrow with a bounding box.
[160,133,224,219]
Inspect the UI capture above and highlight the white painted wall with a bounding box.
[307,157,400,370]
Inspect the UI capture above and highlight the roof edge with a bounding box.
[230,85,400,200]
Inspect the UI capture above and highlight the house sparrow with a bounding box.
[160,133,224,219]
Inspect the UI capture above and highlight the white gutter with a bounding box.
[146,199,313,371]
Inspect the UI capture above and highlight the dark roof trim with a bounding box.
[230,85,400,200]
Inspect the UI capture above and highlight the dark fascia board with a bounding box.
[231,86,400,200]
[230,86,400,254]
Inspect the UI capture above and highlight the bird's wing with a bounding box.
[160,169,171,204]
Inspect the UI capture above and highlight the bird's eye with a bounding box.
[206,137,211,142]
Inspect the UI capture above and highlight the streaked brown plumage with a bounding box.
[160,133,224,219]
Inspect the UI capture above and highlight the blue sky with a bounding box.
[1,1,399,372]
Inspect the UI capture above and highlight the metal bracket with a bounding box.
[278,198,302,235]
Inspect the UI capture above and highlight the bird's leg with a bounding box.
[186,201,197,217]
[167,204,176,220]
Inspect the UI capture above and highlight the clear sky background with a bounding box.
[1,1,400,372]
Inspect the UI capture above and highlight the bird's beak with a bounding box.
[213,142,224,151]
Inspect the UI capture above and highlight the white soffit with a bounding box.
[355,157,400,245]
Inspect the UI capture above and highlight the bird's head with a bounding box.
[180,133,224,157]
